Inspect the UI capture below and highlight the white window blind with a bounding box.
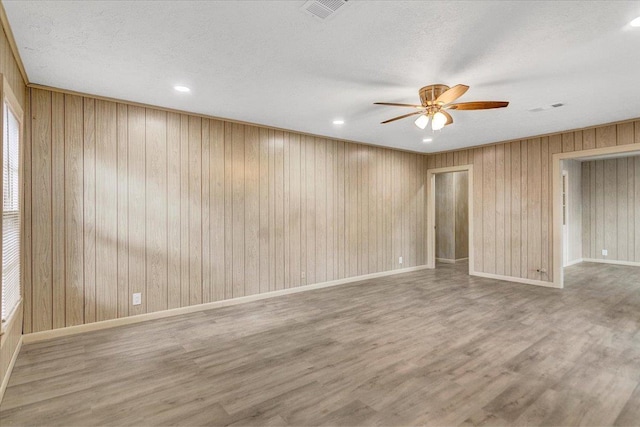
[2,101,20,323]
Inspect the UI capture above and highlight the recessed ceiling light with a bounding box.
[630,16,640,27]
[174,85,191,93]
[422,138,433,143]
[333,120,344,125]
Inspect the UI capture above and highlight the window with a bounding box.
[1,80,21,324]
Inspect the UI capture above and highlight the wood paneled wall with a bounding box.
[0,23,25,108]
[23,88,428,333]
[581,156,640,263]
[427,120,640,283]
[1,18,27,398]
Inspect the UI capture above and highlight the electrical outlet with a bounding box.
[301,271,306,279]
[602,249,608,256]
[132,293,142,306]
[399,256,403,265]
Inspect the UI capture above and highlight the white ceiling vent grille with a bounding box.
[528,103,565,113]
[302,0,349,20]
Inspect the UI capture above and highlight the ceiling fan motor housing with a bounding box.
[419,84,450,106]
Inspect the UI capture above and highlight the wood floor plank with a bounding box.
[2,262,639,426]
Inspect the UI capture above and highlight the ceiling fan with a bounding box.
[374,84,508,131]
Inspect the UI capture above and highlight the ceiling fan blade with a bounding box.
[374,102,424,108]
[435,84,469,105]
[381,111,423,124]
[441,110,453,125]
[446,101,509,110]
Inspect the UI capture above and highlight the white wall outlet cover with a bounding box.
[132,293,142,305]
[602,249,608,256]
[399,256,403,264]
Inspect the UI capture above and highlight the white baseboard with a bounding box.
[22,265,429,344]
[582,258,640,267]
[0,335,22,403]
[471,271,561,289]
[564,258,584,267]
[436,257,468,264]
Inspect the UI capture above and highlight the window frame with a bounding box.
[0,74,24,332]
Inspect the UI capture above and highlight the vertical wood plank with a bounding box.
[189,117,203,304]
[245,125,260,295]
[95,100,118,320]
[603,159,617,259]
[145,108,168,313]
[594,160,603,258]
[231,123,244,297]
[289,133,301,286]
[166,112,181,308]
[583,128,596,150]
[275,131,284,289]
[128,106,146,315]
[116,103,129,317]
[259,128,270,292]
[527,138,541,280]
[51,92,65,329]
[64,95,84,327]
[596,125,616,148]
[83,97,97,323]
[628,157,636,262]
[269,130,276,290]
[510,141,521,277]
[210,120,225,301]
[582,163,591,259]
[22,90,33,333]
[503,143,512,276]
[495,144,505,275]
[520,140,529,279]
[540,137,550,281]
[562,132,574,152]
[180,115,190,305]
[574,131,583,151]
[482,146,496,274]
[201,119,210,303]
[315,138,327,282]
[305,135,316,284]
[31,89,53,332]
[337,140,346,278]
[283,133,291,288]
[617,158,628,260]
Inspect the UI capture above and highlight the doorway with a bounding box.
[553,144,640,287]
[427,164,474,274]
[434,171,469,267]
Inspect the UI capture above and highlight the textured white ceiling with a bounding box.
[4,0,640,153]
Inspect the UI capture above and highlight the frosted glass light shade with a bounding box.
[431,111,447,130]
[414,114,429,129]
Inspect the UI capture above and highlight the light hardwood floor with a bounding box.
[1,262,639,426]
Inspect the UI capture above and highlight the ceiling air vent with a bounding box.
[302,0,349,20]
[528,102,565,113]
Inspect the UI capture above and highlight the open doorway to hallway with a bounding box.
[434,171,469,272]
[427,164,474,275]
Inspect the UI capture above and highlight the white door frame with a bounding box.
[552,143,640,288]
[426,164,474,274]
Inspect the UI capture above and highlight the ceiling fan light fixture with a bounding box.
[414,114,429,129]
[431,111,447,131]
